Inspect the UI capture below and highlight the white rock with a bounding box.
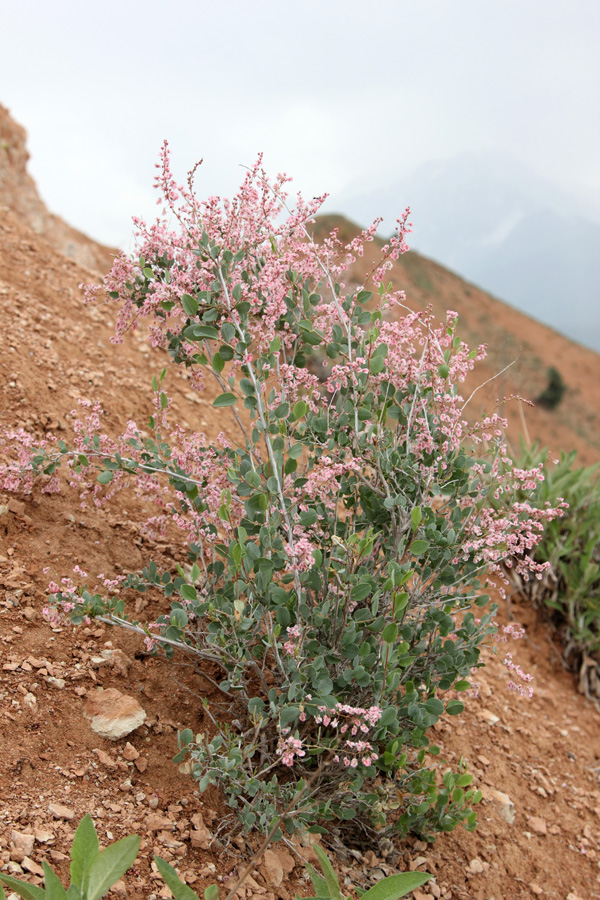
[84,688,146,740]
[10,831,34,855]
[482,786,515,824]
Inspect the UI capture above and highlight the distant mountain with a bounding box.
[335,152,600,351]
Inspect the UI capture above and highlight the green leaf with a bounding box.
[382,622,398,643]
[221,322,236,343]
[311,846,342,900]
[70,814,100,893]
[411,539,430,555]
[205,886,219,900]
[369,355,386,375]
[351,582,372,602]
[97,470,114,485]
[411,507,422,530]
[212,353,225,374]
[181,294,199,317]
[184,325,219,342]
[86,835,140,900]
[66,888,82,900]
[446,699,464,716]
[213,393,237,408]
[293,400,308,419]
[359,872,432,900]
[42,862,69,900]
[153,857,200,900]
[0,874,46,900]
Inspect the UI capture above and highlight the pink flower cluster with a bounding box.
[283,624,302,655]
[504,652,534,698]
[276,733,306,767]
[313,702,382,768]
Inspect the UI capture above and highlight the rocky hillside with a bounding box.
[0,103,115,273]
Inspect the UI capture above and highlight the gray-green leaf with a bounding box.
[359,872,432,900]
[0,875,45,900]
[42,862,69,900]
[153,857,200,900]
[70,814,100,893]
[86,835,140,900]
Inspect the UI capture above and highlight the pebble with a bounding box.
[467,858,484,875]
[93,748,117,769]
[146,814,173,832]
[48,803,74,821]
[10,831,34,856]
[122,741,139,761]
[46,677,66,689]
[527,815,548,835]
[260,849,284,887]
[482,786,516,824]
[22,856,44,877]
[409,856,429,871]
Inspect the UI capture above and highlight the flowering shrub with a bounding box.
[0,146,564,842]
[500,442,598,677]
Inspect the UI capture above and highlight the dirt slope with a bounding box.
[0,107,599,900]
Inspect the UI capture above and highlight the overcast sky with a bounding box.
[2,0,599,248]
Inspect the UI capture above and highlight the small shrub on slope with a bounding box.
[0,147,563,842]
[502,441,599,677]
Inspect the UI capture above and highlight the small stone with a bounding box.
[413,893,429,900]
[22,857,44,877]
[482,787,515,825]
[146,814,173,832]
[409,856,428,871]
[123,742,140,761]
[11,831,34,856]
[429,885,441,899]
[111,881,127,896]
[148,796,159,809]
[46,677,66,689]
[48,802,74,821]
[8,498,25,517]
[84,688,146,741]
[35,829,54,843]
[134,756,148,773]
[527,816,547,835]
[190,826,212,850]
[467,858,484,874]
[566,894,586,900]
[93,748,117,769]
[479,709,500,726]
[530,884,543,896]
[271,848,295,875]
[261,849,284,887]
[22,692,37,711]
[6,861,24,875]
[477,754,491,767]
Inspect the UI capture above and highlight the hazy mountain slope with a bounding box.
[0,103,115,273]
[313,214,600,466]
[336,151,600,352]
